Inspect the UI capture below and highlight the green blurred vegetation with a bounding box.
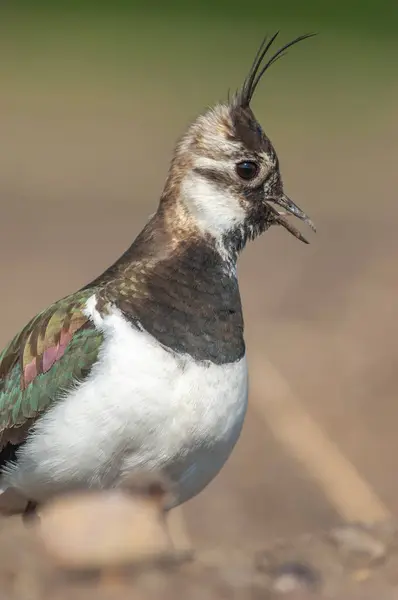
[1,1,396,137]
[3,0,398,37]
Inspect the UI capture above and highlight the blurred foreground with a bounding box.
[2,482,398,599]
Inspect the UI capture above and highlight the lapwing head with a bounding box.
[161,32,316,256]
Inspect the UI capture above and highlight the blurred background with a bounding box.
[1,1,398,547]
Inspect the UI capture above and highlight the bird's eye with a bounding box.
[236,161,259,181]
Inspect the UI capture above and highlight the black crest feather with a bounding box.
[236,32,316,108]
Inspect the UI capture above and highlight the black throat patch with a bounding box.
[95,216,245,365]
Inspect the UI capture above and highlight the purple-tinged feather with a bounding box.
[23,360,37,387]
[42,346,60,374]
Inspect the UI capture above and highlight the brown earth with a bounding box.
[1,484,398,599]
[1,77,398,559]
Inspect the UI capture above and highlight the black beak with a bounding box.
[266,193,316,244]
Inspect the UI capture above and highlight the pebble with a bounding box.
[39,486,173,570]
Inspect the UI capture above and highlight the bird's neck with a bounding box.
[90,198,238,287]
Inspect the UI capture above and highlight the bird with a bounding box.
[0,32,316,518]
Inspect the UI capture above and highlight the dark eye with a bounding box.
[236,161,259,181]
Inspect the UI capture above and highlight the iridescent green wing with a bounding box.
[0,289,103,447]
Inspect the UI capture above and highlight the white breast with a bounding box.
[5,298,248,506]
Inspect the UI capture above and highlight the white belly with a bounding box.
[5,305,248,506]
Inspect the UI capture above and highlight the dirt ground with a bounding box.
[1,75,398,556]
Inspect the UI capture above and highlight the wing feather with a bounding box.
[0,290,103,448]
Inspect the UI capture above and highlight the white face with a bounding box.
[179,130,280,240]
[180,156,247,238]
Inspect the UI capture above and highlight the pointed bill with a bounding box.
[273,194,316,232]
[266,193,316,244]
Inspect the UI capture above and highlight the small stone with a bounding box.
[271,561,320,594]
[39,487,174,570]
[329,524,386,567]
